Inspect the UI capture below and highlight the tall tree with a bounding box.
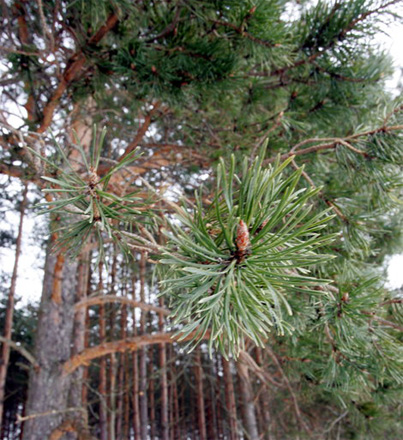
[0,1,402,439]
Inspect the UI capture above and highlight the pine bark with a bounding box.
[98,263,108,440]
[222,358,239,440]
[131,276,141,440]
[68,251,90,416]
[159,295,169,440]
[22,246,79,439]
[194,349,207,440]
[237,360,259,440]
[139,252,148,440]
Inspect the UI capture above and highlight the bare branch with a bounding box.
[75,295,170,316]
[0,336,39,370]
[63,331,210,375]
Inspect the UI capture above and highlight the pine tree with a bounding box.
[0,1,402,439]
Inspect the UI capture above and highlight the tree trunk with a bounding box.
[68,251,90,415]
[255,348,272,440]
[222,358,239,440]
[194,349,207,440]
[22,247,79,439]
[237,360,259,440]
[148,350,156,440]
[131,275,140,440]
[98,263,108,440]
[108,253,118,440]
[0,183,28,428]
[158,296,169,440]
[116,299,127,440]
[139,252,148,440]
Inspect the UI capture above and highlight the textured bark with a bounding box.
[138,252,148,440]
[22,245,79,439]
[0,184,28,428]
[68,251,90,411]
[194,349,207,440]
[108,253,118,440]
[158,295,169,440]
[206,357,218,440]
[255,348,272,440]
[148,350,156,440]
[98,263,108,440]
[222,358,239,440]
[131,277,140,440]
[81,265,92,409]
[172,374,180,440]
[237,361,259,440]
[116,298,127,440]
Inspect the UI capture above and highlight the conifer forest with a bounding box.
[1,1,403,439]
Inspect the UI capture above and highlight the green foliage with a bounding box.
[161,147,336,357]
[31,128,146,261]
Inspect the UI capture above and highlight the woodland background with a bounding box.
[0,1,403,439]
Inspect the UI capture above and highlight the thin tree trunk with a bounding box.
[147,285,156,440]
[255,348,272,440]
[81,266,92,409]
[159,295,169,440]
[139,252,148,440]
[131,275,140,440]
[109,353,117,440]
[222,358,239,440]
[172,372,180,440]
[123,350,130,440]
[108,253,118,440]
[116,292,127,440]
[206,356,218,440]
[148,350,156,440]
[0,184,28,428]
[215,355,223,439]
[98,262,108,440]
[237,360,259,440]
[194,349,207,440]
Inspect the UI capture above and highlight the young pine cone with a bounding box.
[235,220,251,263]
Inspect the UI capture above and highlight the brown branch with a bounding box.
[17,407,86,424]
[117,102,161,162]
[62,330,210,375]
[238,350,282,388]
[211,19,280,48]
[145,7,182,43]
[379,299,403,307]
[37,13,119,133]
[265,345,311,434]
[291,159,348,222]
[75,295,170,316]
[0,336,39,370]
[361,312,403,332]
[266,124,403,163]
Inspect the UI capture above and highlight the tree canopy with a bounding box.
[0,1,402,439]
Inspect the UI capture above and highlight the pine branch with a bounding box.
[0,336,39,370]
[74,295,170,316]
[37,13,119,133]
[62,330,210,375]
[266,123,403,163]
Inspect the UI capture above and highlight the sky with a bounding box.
[0,3,403,305]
